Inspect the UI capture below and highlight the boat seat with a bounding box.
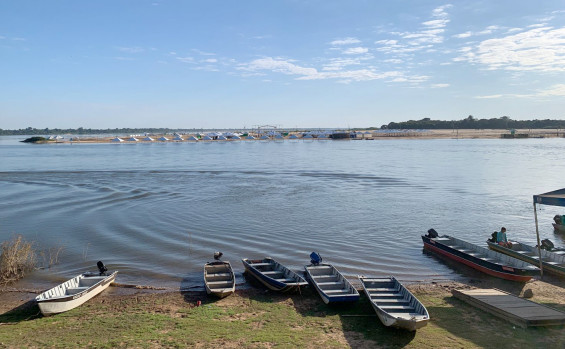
[380,305,415,311]
[372,298,410,304]
[207,280,233,286]
[387,313,427,319]
[250,263,273,267]
[208,273,232,278]
[307,266,332,270]
[262,271,283,275]
[274,278,295,283]
[360,278,392,282]
[546,261,559,265]
[317,281,342,286]
[370,292,403,298]
[434,238,451,241]
[323,288,352,294]
[65,287,88,295]
[365,287,398,292]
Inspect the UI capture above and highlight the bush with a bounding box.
[0,235,37,286]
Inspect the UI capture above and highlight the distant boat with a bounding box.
[242,258,308,292]
[127,137,138,142]
[35,262,117,316]
[204,260,235,298]
[304,252,359,304]
[422,231,538,282]
[246,135,255,140]
[158,136,169,141]
[487,240,565,277]
[111,137,124,142]
[143,136,154,141]
[186,136,198,141]
[359,276,429,331]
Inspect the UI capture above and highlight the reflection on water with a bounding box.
[1,137,565,289]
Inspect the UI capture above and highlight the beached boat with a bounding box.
[359,276,429,331]
[204,260,235,298]
[422,233,539,282]
[487,240,565,277]
[304,253,359,304]
[242,258,308,292]
[35,263,117,316]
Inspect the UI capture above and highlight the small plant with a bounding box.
[0,235,37,286]
[39,246,64,269]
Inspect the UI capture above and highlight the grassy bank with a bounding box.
[1,279,565,348]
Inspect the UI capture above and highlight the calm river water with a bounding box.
[1,136,564,290]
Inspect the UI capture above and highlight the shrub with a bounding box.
[0,235,37,286]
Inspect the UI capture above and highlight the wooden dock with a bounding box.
[452,288,565,328]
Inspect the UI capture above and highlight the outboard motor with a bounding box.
[97,261,108,276]
[213,251,223,260]
[426,229,439,238]
[541,239,555,251]
[310,252,322,265]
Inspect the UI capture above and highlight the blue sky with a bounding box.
[1,1,565,129]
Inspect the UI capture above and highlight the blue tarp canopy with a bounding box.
[533,188,565,207]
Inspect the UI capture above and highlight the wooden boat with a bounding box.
[487,240,565,277]
[359,276,429,331]
[204,260,235,298]
[422,234,539,282]
[242,258,308,292]
[553,223,565,233]
[35,265,117,316]
[304,253,359,304]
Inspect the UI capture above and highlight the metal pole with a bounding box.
[534,203,544,278]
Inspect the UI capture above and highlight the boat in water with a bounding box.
[359,276,429,331]
[487,240,565,277]
[35,261,117,316]
[242,257,308,292]
[422,230,539,282]
[304,252,359,304]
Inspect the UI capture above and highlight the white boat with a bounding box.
[35,263,117,316]
[359,276,429,331]
[204,260,235,298]
[304,253,359,304]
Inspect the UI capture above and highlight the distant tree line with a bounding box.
[381,116,565,130]
[0,127,192,136]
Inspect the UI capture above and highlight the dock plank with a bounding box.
[452,288,565,328]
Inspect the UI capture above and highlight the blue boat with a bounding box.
[304,253,359,304]
[242,258,308,292]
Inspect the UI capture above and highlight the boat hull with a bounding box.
[36,271,117,316]
[422,236,536,282]
[242,258,307,292]
[360,276,429,331]
[204,261,235,298]
[487,241,565,277]
[304,264,359,304]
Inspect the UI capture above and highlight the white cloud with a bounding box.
[431,83,450,88]
[343,47,369,55]
[176,56,195,63]
[330,37,361,46]
[453,31,472,38]
[475,84,565,99]
[192,49,216,56]
[458,26,565,72]
[116,46,145,53]
[537,84,565,96]
[202,58,218,63]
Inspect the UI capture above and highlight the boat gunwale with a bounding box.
[35,271,118,303]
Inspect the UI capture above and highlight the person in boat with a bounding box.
[496,227,512,248]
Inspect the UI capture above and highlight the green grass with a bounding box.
[1,288,564,348]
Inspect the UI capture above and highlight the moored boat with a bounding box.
[359,276,429,331]
[487,240,565,277]
[204,258,235,298]
[242,257,308,292]
[304,252,359,304]
[35,261,117,316]
[422,231,539,282]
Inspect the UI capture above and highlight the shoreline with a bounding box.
[20,129,565,144]
[2,276,565,347]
